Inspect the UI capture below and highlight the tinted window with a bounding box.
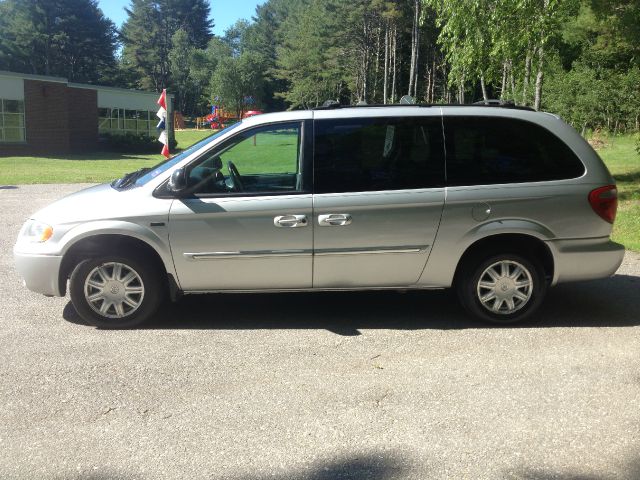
[314,117,445,193]
[444,117,585,186]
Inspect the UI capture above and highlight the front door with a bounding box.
[168,120,313,291]
[312,114,446,288]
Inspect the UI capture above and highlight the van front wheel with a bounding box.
[457,253,547,324]
[69,256,163,328]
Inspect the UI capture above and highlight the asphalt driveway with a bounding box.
[1,184,639,480]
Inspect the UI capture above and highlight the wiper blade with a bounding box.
[111,167,151,189]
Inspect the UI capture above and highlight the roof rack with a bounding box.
[313,99,535,112]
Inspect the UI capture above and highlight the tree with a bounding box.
[274,0,344,108]
[209,52,265,118]
[120,0,213,91]
[0,0,117,83]
[169,31,223,115]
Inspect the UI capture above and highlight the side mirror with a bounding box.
[167,167,187,193]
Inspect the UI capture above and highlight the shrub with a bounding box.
[99,132,177,153]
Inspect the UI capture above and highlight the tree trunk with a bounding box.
[383,25,389,104]
[426,65,432,103]
[480,75,489,102]
[391,25,397,103]
[413,19,420,98]
[534,43,544,111]
[407,0,420,96]
[509,60,516,99]
[373,24,381,101]
[501,61,508,100]
[431,57,436,102]
[523,49,531,105]
[358,17,372,103]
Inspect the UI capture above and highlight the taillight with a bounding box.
[588,185,618,224]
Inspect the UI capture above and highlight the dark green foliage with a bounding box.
[120,0,213,92]
[209,51,265,118]
[543,2,640,133]
[0,0,117,83]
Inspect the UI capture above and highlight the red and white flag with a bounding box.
[156,89,169,158]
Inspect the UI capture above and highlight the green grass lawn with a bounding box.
[1,129,638,251]
[595,134,640,252]
[218,129,298,174]
[0,129,215,184]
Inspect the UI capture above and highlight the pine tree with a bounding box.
[0,0,117,83]
[120,0,213,91]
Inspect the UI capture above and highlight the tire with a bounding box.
[69,255,164,328]
[456,253,547,324]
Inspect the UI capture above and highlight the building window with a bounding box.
[0,99,26,143]
[99,108,157,137]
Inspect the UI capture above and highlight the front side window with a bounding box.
[0,99,26,143]
[314,117,445,194]
[444,116,585,186]
[186,122,303,195]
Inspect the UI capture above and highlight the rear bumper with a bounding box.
[14,251,64,297]
[548,238,625,285]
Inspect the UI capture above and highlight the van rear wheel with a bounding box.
[457,253,547,324]
[69,255,163,328]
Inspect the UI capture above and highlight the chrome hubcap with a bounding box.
[476,260,533,315]
[84,262,145,319]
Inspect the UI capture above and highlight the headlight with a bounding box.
[22,220,54,243]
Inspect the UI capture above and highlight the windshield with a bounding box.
[132,122,242,187]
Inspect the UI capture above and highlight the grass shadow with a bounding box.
[613,170,640,201]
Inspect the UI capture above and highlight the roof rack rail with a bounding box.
[313,100,535,112]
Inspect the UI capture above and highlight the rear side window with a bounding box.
[444,116,585,186]
[314,117,445,193]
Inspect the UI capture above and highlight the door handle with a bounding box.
[318,213,352,227]
[274,214,308,228]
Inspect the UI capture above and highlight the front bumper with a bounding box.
[548,238,625,285]
[14,251,64,297]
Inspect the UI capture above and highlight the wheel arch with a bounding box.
[453,233,555,287]
[58,233,173,297]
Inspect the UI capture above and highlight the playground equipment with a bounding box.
[242,110,263,119]
[199,103,264,130]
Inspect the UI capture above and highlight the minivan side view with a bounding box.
[14,104,625,328]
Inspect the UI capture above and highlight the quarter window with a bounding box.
[444,116,585,186]
[0,99,26,143]
[314,117,445,194]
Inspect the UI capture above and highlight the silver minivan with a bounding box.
[14,104,625,327]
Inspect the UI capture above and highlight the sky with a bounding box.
[96,0,263,36]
